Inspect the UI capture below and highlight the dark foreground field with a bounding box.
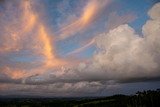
[0,89,160,107]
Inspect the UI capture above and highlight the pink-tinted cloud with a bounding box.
[57,0,111,40]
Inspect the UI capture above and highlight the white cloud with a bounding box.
[148,2,160,20]
[24,2,160,86]
[56,2,160,83]
[92,24,158,78]
[1,2,160,96]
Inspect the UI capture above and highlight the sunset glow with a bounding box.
[0,0,160,97]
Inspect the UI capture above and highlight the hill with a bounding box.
[0,89,160,107]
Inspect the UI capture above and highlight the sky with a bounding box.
[0,0,160,97]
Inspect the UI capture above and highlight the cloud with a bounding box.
[39,2,160,85]
[67,38,95,56]
[148,2,160,20]
[93,24,158,78]
[71,2,160,83]
[56,2,160,86]
[106,12,137,31]
[65,11,137,56]
[0,1,160,96]
[0,81,117,97]
[0,0,67,81]
[57,0,111,40]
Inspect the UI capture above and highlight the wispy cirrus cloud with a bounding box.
[0,0,66,81]
[0,0,160,97]
[57,0,111,40]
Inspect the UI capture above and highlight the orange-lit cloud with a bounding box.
[58,0,110,40]
[0,0,67,79]
[23,0,67,72]
[3,66,26,79]
[22,0,36,33]
[0,0,37,53]
[38,24,66,68]
[22,0,66,69]
[38,25,55,62]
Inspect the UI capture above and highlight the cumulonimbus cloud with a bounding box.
[71,2,160,83]
[0,1,160,96]
[37,2,160,85]
[21,2,160,87]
